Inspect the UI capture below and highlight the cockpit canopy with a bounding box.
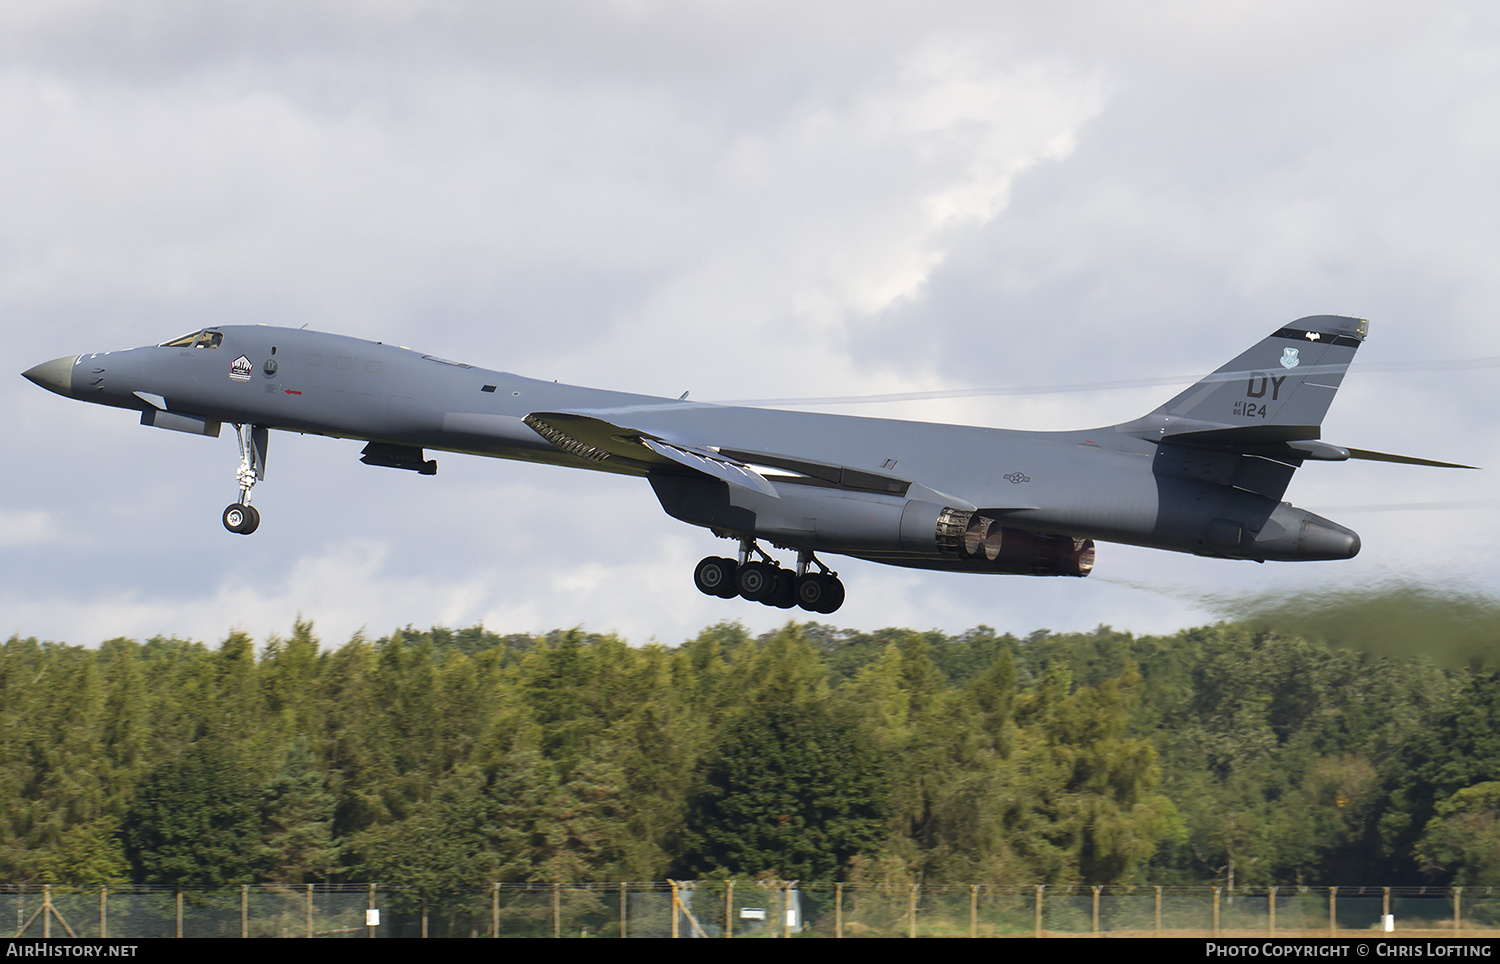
[159,329,224,349]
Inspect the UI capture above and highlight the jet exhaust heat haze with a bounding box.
[23,316,1470,614]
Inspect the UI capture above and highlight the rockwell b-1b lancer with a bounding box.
[23,315,1471,614]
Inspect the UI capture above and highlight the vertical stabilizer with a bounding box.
[1147,315,1367,433]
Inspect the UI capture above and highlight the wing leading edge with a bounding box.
[521,410,933,501]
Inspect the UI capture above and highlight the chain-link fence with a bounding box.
[5,883,1496,937]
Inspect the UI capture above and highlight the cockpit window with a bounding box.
[159,329,223,349]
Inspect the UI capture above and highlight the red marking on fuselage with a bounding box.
[284,389,302,395]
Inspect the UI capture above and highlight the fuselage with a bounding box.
[25,324,1362,576]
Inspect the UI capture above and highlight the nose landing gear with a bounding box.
[222,502,259,535]
[222,423,266,535]
[693,542,845,613]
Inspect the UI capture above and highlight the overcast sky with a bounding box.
[4,1,1497,649]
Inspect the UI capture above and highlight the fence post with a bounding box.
[367,883,376,939]
[970,884,978,939]
[1213,887,1220,938]
[834,882,842,939]
[1269,886,1276,935]
[669,880,679,939]
[492,883,499,938]
[1454,886,1463,933]
[100,885,108,940]
[1383,887,1390,933]
[241,884,247,939]
[17,885,75,940]
[725,880,732,939]
[1329,887,1337,937]
[1092,885,1101,935]
[621,882,628,940]
[176,888,183,939]
[908,884,918,939]
[553,882,561,939]
[1154,885,1161,937]
[306,882,313,938]
[1035,885,1044,938]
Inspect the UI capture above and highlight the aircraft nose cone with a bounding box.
[1303,520,1362,560]
[22,355,80,398]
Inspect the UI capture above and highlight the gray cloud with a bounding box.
[4,2,1495,648]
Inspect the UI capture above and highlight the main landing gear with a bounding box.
[693,542,846,614]
[222,423,267,535]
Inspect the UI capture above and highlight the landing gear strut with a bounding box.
[222,423,267,535]
[693,541,844,613]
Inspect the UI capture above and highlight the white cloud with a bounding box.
[0,510,55,547]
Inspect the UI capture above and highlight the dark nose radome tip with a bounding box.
[1304,522,1361,560]
[22,355,80,398]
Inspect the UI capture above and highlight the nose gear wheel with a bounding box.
[222,502,260,534]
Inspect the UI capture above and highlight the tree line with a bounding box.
[3,609,1498,891]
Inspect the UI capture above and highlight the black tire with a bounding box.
[713,559,741,598]
[694,556,736,597]
[795,573,827,612]
[817,577,846,614]
[769,568,797,608]
[240,505,261,535]
[737,561,776,602]
[222,503,248,534]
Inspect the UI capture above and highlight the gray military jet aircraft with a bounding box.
[23,315,1470,614]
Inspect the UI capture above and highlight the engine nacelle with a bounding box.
[946,509,1096,577]
[650,477,1095,576]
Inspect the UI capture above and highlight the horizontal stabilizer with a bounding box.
[1345,448,1477,469]
[1157,426,1477,469]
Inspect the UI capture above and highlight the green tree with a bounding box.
[347,765,502,898]
[1015,662,1178,883]
[122,739,263,886]
[36,818,129,885]
[259,737,339,881]
[1415,783,1500,884]
[678,706,888,882]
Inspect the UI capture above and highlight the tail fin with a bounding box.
[1112,316,1369,507]
[1128,315,1474,473]
[1148,315,1367,434]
